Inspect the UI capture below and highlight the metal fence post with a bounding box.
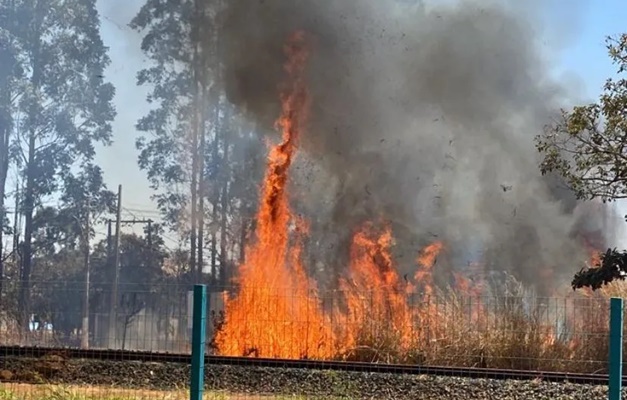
[609,297,623,400]
[190,285,207,400]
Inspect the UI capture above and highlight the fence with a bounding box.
[0,280,195,352]
[0,281,625,399]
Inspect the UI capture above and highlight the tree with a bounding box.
[132,0,247,284]
[131,0,267,287]
[536,34,627,202]
[2,0,116,328]
[89,228,171,349]
[22,225,171,347]
[0,7,22,297]
[131,0,205,281]
[536,34,627,290]
[9,165,115,342]
[572,248,627,290]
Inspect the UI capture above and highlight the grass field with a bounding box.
[0,384,335,400]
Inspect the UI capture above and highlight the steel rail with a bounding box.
[0,345,617,385]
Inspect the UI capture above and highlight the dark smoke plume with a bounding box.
[216,0,606,294]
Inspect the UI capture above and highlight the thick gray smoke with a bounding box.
[217,0,601,294]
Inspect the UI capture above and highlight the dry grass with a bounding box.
[2,279,623,375]
[338,283,614,373]
[0,384,328,400]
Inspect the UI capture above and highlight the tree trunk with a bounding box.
[212,13,225,286]
[193,0,212,285]
[0,159,5,298]
[210,92,218,284]
[19,130,36,332]
[210,204,217,283]
[0,59,12,297]
[190,127,198,282]
[219,117,229,286]
[12,180,20,264]
[0,101,9,297]
[196,90,205,284]
[189,0,208,284]
[20,13,43,333]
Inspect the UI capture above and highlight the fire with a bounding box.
[338,223,414,352]
[452,270,484,324]
[415,242,443,298]
[213,31,605,368]
[214,32,335,359]
[588,251,601,268]
[212,29,459,357]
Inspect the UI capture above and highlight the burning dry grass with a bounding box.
[210,30,618,374]
[0,384,329,400]
[211,279,613,373]
[363,288,610,373]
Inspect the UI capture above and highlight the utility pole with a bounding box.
[106,183,153,349]
[147,219,152,248]
[109,185,122,348]
[107,219,112,261]
[81,196,91,349]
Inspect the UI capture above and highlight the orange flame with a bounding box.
[415,242,443,298]
[338,223,414,351]
[214,32,335,359]
[213,31,603,365]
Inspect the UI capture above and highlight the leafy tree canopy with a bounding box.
[130,0,197,229]
[572,248,627,291]
[536,34,627,202]
[536,34,627,290]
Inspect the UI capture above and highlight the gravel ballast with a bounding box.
[0,356,615,399]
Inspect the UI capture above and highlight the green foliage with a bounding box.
[6,0,116,170]
[1,0,116,208]
[130,0,198,228]
[130,0,265,281]
[88,228,172,323]
[0,388,17,400]
[0,0,117,315]
[31,164,117,254]
[23,228,173,339]
[572,248,627,290]
[536,34,627,203]
[29,249,84,336]
[536,34,627,290]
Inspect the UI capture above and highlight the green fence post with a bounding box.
[190,285,207,400]
[609,297,623,400]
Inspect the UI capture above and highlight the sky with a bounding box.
[549,0,627,245]
[94,0,155,228]
[91,0,627,245]
[557,0,627,91]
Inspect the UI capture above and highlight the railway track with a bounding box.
[0,345,617,386]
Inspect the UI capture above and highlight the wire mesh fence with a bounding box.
[0,280,619,400]
[0,280,193,352]
[0,280,614,371]
[208,284,612,374]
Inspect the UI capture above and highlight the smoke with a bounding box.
[216,0,600,293]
